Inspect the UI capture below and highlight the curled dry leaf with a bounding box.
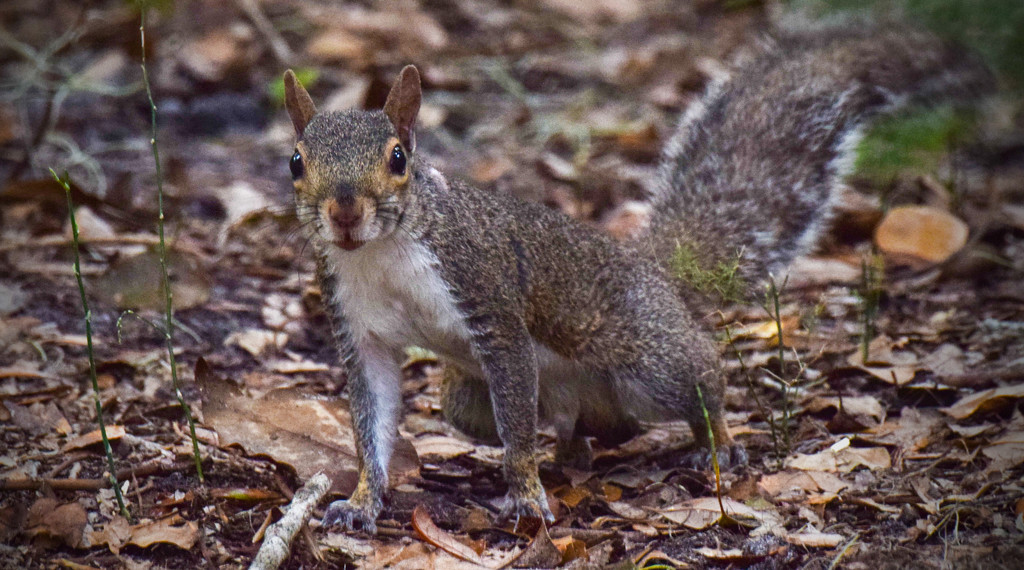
[980,430,1024,473]
[660,497,784,532]
[757,470,848,499]
[696,546,772,565]
[804,396,884,424]
[941,384,1024,420]
[410,505,484,566]
[512,523,562,569]
[132,516,199,550]
[784,531,845,547]
[874,205,968,265]
[409,434,477,461]
[786,446,891,473]
[552,535,587,565]
[62,425,126,452]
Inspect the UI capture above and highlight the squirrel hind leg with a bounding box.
[440,365,501,444]
[686,413,748,470]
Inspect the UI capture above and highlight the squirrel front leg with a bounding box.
[317,267,401,533]
[322,334,402,533]
[470,314,554,525]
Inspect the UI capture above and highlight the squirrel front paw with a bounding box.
[498,489,555,530]
[322,498,381,534]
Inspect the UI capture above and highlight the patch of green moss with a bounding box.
[671,243,746,304]
[854,105,971,184]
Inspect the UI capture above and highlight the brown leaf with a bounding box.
[93,250,211,310]
[804,396,884,424]
[62,425,126,452]
[758,470,848,498]
[25,498,88,548]
[875,205,968,265]
[197,358,418,494]
[696,546,772,565]
[552,535,587,565]
[981,430,1024,473]
[511,523,562,569]
[410,505,484,566]
[85,515,131,554]
[784,531,845,547]
[942,384,1024,420]
[409,434,477,461]
[786,445,891,473]
[660,497,783,531]
[127,515,199,550]
[860,408,946,451]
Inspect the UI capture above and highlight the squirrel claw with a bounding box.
[498,492,555,530]
[322,499,379,534]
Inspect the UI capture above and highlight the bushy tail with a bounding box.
[644,28,993,305]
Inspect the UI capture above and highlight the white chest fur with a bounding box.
[322,237,474,363]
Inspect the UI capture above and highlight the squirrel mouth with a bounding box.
[332,237,365,251]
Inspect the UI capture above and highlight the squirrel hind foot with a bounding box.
[322,499,380,534]
[683,443,749,471]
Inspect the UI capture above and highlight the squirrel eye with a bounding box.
[289,151,304,179]
[388,145,406,176]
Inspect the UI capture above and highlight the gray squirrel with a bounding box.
[281,27,990,531]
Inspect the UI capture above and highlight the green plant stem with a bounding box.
[139,10,203,482]
[52,169,130,520]
[695,383,725,515]
[766,276,792,454]
[723,323,781,465]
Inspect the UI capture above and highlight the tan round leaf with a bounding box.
[875,205,968,263]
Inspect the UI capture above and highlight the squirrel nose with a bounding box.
[327,200,362,230]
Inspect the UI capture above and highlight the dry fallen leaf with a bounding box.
[224,328,287,357]
[804,395,884,424]
[125,515,199,550]
[981,430,1024,473]
[660,497,783,532]
[784,531,845,547]
[757,470,848,498]
[511,523,562,569]
[62,425,126,452]
[859,407,946,451]
[409,434,477,461]
[25,498,87,549]
[410,505,484,566]
[197,358,418,494]
[93,250,211,310]
[875,205,968,264]
[941,384,1024,420]
[786,446,891,473]
[552,535,587,565]
[696,546,772,565]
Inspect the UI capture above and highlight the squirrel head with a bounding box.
[284,66,422,252]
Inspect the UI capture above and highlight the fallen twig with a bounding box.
[249,473,330,570]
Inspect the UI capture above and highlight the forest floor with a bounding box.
[1,0,1023,568]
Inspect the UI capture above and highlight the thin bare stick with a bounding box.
[249,473,331,570]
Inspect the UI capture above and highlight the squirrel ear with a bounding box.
[383,65,421,152]
[283,69,316,137]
